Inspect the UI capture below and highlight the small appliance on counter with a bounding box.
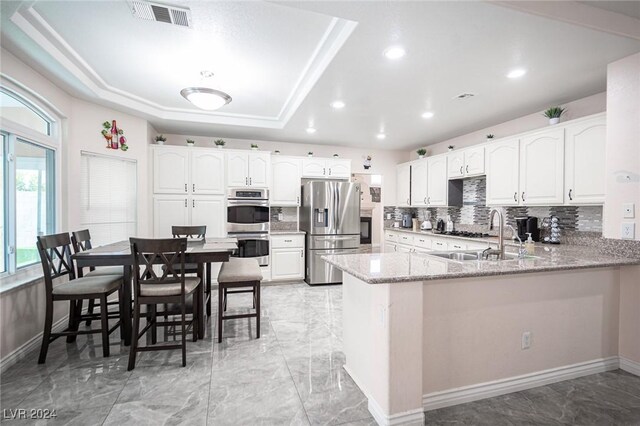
[420,220,432,231]
[436,219,446,233]
[516,216,540,242]
[402,213,413,228]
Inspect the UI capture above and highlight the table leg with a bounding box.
[197,263,205,339]
[206,262,212,317]
[122,265,132,346]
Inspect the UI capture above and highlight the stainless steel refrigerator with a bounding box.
[300,180,361,285]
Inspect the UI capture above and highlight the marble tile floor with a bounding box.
[1,282,639,426]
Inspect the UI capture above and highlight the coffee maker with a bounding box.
[402,213,413,228]
[516,216,540,241]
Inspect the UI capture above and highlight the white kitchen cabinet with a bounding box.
[431,239,447,251]
[447,241,468,251]
[427,156,448,206]
[396,244,413,253]
[411,159,428,206]
[270,234,305,281]
[153,195,189,238]
[226,151,270,187]
[301,157,351,179]
[447,151,465,179]
[465,146,485,176]
[153,148,189,194]
[486,138,520,206]
[519,128,564,205]
[191,151,225,195]
[191,196,225,237]
[396,163,411,207]
[384,242,397,253]
[564,115,606,204]
[271,156,302,206]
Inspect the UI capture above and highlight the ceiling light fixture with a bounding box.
[306,127,317,134]
[331,100,346,109]
[507,68,527,79]
[383,46,406,60]
[180,71,232,111]
[422,111,434,119]
[376,133,386,140]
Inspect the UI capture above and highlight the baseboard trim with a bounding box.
[620,356,640,376]
[423,357,620,411]
[0,315,69,374]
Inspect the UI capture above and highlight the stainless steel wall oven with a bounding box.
[226,188,270,266]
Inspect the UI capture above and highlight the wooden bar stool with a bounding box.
[216,258,262,343]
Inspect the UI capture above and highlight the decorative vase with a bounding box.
[187,143,194,147]
[274,150,280,155]
[251,147,258,151]
[308,154,313,157]
[156,141,165,145]
[216,145,223,149]
[418,155,425,159]
[549,117,560,125]
[333,154,339,158]
[448,147,453,152]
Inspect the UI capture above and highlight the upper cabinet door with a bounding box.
[271,157,302,206]
[248,152,270,187]
[227,152,249,187]
[153,195,188,237]
[520,129,565,205]
[302,158,326,178]
[190,150,225,195]
[565,116,606,205]
[191,196,226,238]
[447,151,465,179]
[464,146,485,176]
[427,156,448,206]
[153,148,189,194]
[486,139,520,206]
[326,159,351,178]
[396,163,411,207]
[411,160,428,206]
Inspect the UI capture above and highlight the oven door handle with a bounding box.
[231,233,270,241]
[227,200,270,207]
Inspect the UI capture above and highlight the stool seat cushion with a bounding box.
[218,258,262,283]
[53,275,122,296]
[85,266,124,277]
[140,277,200,297]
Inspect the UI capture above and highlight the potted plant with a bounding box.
[308,151,313,157]
[543,106,566,125]
[186,139,195,147]
[214,139,225,149]
[155,135,166,145]
[417,148,427,159]
[333,153,339,158]
[486,134,494,141]
[448,145,454,152]
[251,144,259,150]
[274,150,280,155]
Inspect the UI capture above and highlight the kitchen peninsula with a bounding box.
[323,246,640,425]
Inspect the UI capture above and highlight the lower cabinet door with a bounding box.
[271,248,304,280]
[191,196,225,238]
[154,196,189,238]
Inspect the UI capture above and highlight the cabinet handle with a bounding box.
[466,165,469,174]
[460,166,463,175]
[329,168,332,176]
[284,239,292,242]
[323,168,326,176]
[297,196,300,205]
[184,199,187,207]
[521,192,525,202]
[514,192,517,202]
[568,189,573,201]
[184,183,187,193]
[245,177,248,185]
[301,250,303,258]
[192,199,195,208]
[427,197,431,205]
[407,197,410,205]
[424,197,427,204]
[192,183,195,192]
[250,177,252,185]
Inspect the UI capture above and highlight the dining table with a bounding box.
[72,237,238,344]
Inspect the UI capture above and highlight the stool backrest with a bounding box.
[37,233,77,294]
[71,229,93,253]
[129,238,187,296]
[171,225,206,239]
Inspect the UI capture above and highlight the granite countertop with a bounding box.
[385,227,504,245]
[270,230,306,235]
[322,244,640,284]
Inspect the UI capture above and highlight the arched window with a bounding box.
[1,86,58,276]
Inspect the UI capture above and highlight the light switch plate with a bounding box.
[621,223,635,240]
[623,203,635,219]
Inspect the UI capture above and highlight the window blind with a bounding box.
[80,152,137,246]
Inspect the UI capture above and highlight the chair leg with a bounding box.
[192,292,198,343]
[149,304,157,345]
[86,299,95,326]
[38,298,54,364]
[118,286,126,341]
[217,285,223,343]
[206,263,212,317]
[66,300,79,343]
[181,297,187,367]
[128,300,141,371]
[100,296,110,357]
[256,282,261,339]
[223,287,227,312]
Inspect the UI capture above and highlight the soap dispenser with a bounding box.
[524,232,535,255]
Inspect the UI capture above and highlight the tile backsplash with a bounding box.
[385,176,603,234]
[270,207,298,231]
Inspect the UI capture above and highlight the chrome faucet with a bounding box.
[506,225,526,259]
[483,209,505,260]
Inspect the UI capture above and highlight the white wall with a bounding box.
[604,52,640,241]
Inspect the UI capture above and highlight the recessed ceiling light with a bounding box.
[376,133,386,140]
[422,111,434,119]
[507,68,527,79]
[306,127,316,134]
[383,46,406,60]
[330,100,345,109]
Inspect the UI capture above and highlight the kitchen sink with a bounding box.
[427,250,538,262]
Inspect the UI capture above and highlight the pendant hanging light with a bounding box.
[180,71,232,110]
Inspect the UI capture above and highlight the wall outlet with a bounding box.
[621,223,636,240]
[623,203,635,219]
[278,212,284,221]
[521,331,532,350]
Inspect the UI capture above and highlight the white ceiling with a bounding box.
[2,1,640,150]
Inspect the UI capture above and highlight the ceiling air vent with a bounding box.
[454,93,476,100]
[130,1,192,28]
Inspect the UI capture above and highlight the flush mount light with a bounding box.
[180,87,232,110]
[306,127,317,134]
[507,68,527,79]
[376,133,386,140]
[422,111,434,119]
[330,100,346,109]
[383,46,406,60]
